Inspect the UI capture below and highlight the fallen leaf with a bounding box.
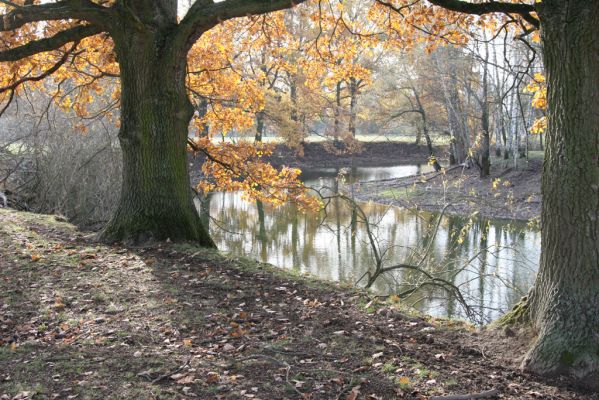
[206,372,220,384]
[176,375,196,384]
[346,385,360,400]
[223,343,235,352]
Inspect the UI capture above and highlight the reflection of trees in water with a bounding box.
[202,172,540,323]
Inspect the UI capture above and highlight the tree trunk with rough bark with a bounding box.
[100,25,214,247]
[504,0,599,388]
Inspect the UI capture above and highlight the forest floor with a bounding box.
[1,208,594,400]
[349,153,542,222]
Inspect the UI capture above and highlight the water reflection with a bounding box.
[198,165,540,323]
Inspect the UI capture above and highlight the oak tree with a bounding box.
[0,0,312,246]
[376,0,599,387]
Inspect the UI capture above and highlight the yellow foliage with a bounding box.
[191,137,322,212]
[524,73,547,134]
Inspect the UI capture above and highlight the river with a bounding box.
[197,164,540,324]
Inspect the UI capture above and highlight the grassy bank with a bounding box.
[0,209,593,399]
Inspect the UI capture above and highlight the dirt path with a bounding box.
[1,209,592,399]
[350,157,542,222]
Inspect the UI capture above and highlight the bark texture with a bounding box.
[99,6,214,246]
[520,0,599,388]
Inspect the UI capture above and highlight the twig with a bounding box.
[228,354,289,368]
[429,389,499,400]
[151,355,192,384]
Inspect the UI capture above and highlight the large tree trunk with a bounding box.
[100,28,214,247]
[517,0,599,387]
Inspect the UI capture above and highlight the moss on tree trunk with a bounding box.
[99,27,214,247]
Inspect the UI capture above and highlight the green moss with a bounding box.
[381,362,396,373]
[493,296,530,327]
[560,351,576,367]
[444,378,459,388]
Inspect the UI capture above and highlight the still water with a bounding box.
[198,165,540,324]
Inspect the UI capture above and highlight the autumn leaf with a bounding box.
[398,376,410,387]
[176,375,196,384]
[346,385,361,400]
[206,372,220,384]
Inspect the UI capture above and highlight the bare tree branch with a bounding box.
[178,0,309,47]
[377,0,539,29]
[0,24,102,62]
[0,0,109,32]
[0,42,78,94]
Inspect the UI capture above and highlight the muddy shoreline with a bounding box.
[190,141,542,221]
[348,157,542,222]
[287,142,543,222]
[267,141,440,169]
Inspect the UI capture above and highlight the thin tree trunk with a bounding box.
[334,80,342,146]
[445,54,469,164]
[479,43,491,177]
[255,111,265,142]
[412,88,435,157]
[197,95,210,137]
[349,77,358,138]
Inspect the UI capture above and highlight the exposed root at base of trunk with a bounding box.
[522,330,599,392]
[99,214,216,249]
[494,296,599,391]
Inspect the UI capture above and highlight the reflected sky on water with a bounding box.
[197,165,540,324]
